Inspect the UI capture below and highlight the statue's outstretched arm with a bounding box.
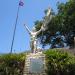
[36,7,52,35]
[43,7,52,29]
[46,7,51,17]
[36,25,45,35]
[44,7,52,24]
[24,24,31,35]
[36,28,42,35]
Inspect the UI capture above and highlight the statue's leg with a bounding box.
[34,40,37,53]
[32,41,34,53]
[30,41,34,53]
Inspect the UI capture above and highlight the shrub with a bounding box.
[0,49,75,75]
[0,53,26,75]
[44,49,75,75]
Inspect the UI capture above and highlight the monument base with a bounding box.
[23,52,46,75]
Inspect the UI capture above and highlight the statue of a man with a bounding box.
[24,7,52,53]
[24,24,45,53]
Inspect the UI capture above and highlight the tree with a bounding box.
[35,0,75,47]
[35,0,75,48]
[57,0,75,48]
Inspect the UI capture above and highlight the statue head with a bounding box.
[32,27,36,32]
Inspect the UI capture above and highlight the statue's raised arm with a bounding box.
[46,7,51,17]
[36,25,46,35]
[42,7,52,30]
[47,7,52,22]
[36,27,42,35]
[36,7,52,35]
[24,24,31,35]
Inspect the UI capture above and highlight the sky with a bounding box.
[0,0,67,53]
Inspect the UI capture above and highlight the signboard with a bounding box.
[29,58,44,73]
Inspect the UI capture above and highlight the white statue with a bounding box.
[24,24,45,53]
[24,7,52,53]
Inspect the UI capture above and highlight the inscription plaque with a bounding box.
[29,58,44,73]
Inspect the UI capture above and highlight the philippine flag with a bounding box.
[19,0,24,6]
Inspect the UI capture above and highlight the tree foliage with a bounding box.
[35,0,75,48]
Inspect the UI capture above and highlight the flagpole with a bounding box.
[10,4,20,53]
[10,0,24,54]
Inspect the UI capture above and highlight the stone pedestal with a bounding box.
[23,52,46,75]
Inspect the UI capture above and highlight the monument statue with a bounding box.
[24,24,45,53]
[24,7,52,53]
[23,7,52,75]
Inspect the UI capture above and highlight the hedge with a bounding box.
[0,49,75,75]
[44,49,75,75]
[0,53,26,75]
